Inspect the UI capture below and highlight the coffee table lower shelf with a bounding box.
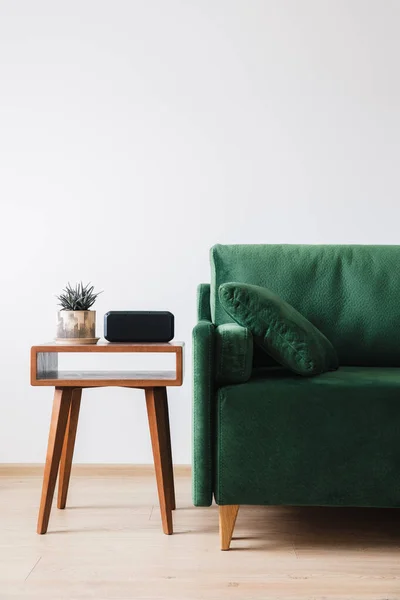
[35,370,179,387]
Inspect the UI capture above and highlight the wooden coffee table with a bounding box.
[30,341,184,535]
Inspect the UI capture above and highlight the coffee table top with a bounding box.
[32,341,184,352]
[31,341,184,387]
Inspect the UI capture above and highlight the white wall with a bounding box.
[1,0,399,464]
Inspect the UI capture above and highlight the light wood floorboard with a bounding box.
[0,470,400,599]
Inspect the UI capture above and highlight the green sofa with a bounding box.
[192,244,400,549]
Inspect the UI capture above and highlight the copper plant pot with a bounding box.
[56,310,99,345]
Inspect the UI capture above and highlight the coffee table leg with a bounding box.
[58,388,82,509]
[158,387,176,510]
[145,387,174,534]
[37,387,72,534]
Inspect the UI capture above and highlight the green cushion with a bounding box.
[215,323,253,384]
[215,367,400,507]
[219,282,338,376]
[210,244,400,366]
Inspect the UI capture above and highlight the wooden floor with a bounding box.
[1,468,400,599]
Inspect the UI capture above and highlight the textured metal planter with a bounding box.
[56,310,98,345]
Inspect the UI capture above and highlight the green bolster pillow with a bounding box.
[219,282,338,377]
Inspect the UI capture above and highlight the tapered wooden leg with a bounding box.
[37,388,72,534]
[158,387,176,510]
[145,387,174,534]
[219,505,240,550]
[57,388,82,509]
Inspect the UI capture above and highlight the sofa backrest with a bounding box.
[210,244,400,366]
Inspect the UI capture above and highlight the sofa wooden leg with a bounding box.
[219,505,239,550]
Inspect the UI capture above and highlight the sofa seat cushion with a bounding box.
[215,367,400,507]
[219,282,338,376]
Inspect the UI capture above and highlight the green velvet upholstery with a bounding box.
[197,283,212,322]
[192,294,215,506]
[215,323,253,384]
[193,245,400,509]
[219,282,338,376]
[215,368,400,507]
[210,244,400,366]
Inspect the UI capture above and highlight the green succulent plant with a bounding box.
[56,282,102,311]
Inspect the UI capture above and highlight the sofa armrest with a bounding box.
[197,283,212,321]
[215,324,253,385]
[193,319,215,507]
[192,285,253,505]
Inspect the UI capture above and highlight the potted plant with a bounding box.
[56,282,102,345]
